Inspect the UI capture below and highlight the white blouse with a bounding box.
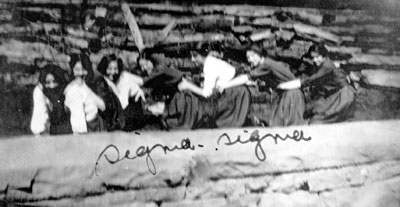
[64,80,99,133]
[30,85,50,135]
[202,56,236,97]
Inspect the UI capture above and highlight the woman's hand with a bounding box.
[245,80,257,86]
[177,78,188,91]
[216,85,225,93]
[134,88,146,102]
[146,102,165,116]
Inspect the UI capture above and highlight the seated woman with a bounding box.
[30,64,72,135]
[278,44,356,124]
[64,53,106,133]
[138,53,250,129]
[220,44,306,127]
[135,55,203,129]
[190,48,251,128]
[95,54,148,131]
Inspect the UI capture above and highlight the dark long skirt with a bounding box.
[215,86,251,128]
[48,104,72,135]
[124,99,147,131]
[270,89,306,126]
[164,86,251,129]
[49,119,72,135]
[249,88,306,127]
[164,91,202,129]
[307,85,356,124]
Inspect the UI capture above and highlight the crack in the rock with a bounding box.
[209,159,396,180]
[307,173,400,195]
[4,190,106,203]
[249,187,266,194]
[5,170,39,197]
[299,181,310,191]
[164,176,186,188]
[154,200,163,207]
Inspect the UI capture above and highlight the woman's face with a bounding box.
[72,61,88,78]
[106,61,119,81]
[44,73,59,89]
[139,59,154,75]
[311,52,324,67]
[191,53,204,67]
[246,51,262,67]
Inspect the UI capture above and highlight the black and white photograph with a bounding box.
[0,0,400,206]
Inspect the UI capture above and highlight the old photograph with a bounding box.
[0,0,399,206]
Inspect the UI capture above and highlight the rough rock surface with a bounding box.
[1,120,400,206]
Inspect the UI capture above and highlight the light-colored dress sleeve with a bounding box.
[64,83,88,133]
[127,71,144,86]
[30,85,49,135]
[115,71,142,109]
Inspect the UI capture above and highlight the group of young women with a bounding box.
[30,43,356,136]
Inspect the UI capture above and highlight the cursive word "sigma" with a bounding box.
[94,138,195,175]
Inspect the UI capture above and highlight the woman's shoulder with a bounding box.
[64,81,77,91]
[120,70,143,85]
[264,57,289,69]
[33,84,44,95]
[64,80,86,96]
[33,84,49,104]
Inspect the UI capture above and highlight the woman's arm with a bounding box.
[218,74,251,91]
[276,79,302,90]
[30,85,49,135]
[88,88,106,111]
[64,85,88,133]
[178,77,205,97]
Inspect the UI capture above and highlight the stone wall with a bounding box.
[1,120,400,206]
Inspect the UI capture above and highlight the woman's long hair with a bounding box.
[39,64,70,125]
[69,53,94,82]
[39,64,69,89]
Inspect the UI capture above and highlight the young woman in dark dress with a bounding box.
[30,65,72,135]
[94,54,126,131]
[220,44,306,127]
[95,54,154,131]
[278,44,356,123]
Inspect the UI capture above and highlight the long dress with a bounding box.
[145,67,251,129]
[94,77,125,131]
[300,59,356,123]
[95,71,148,131]
[248,57,306,127]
